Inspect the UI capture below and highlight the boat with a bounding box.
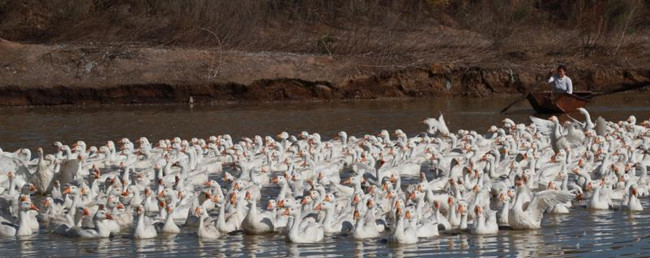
[526,91,592,113]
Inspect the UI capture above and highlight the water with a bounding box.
[1,94,649,152]
[1,93,650,256]
[2,200,650,257]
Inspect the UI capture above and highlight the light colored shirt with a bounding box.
[547,75,573,94]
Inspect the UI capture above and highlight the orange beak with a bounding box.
[314,203,322,210]
[30,204,39,211]
[282,208,290,216]
[405,210,412,219]
[366,199,374,208]
[245,191,252,201]
[230,193,237,205]
[83,208,90,216]
[105,213,114,220]
[117,202,125,209]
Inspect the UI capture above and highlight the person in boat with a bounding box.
[547,65,573,94]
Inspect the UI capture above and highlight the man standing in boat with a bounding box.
[547,65,573,94]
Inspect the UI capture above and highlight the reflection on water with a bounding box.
[0,198,649,256]
[0,94,650,256]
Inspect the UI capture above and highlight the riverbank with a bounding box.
[2,1,649,106]
[1,39,649,106]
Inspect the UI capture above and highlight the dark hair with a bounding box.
[557,65,567,72]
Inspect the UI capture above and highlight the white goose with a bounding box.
[155,204,181,234]
[0,201,39,237]
[31,147,55,194]
[132,205,157,239]
[67,209,114,239]
[242,197,274,234]
[284,206,324,243]
[471,206,498,234]
[388,208,418,245]
[352,208,381,239]
[625,185,643,212]
[195,207,221,239]
[508,185,573,229]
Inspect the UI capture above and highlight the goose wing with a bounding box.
[526,190,574,222]
[595,117,607,136]
[529,116,554,136]
[566,124,586,146]
[437,113,450,136]
[566,114,586,129]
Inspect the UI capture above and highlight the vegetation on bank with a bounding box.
[0,0,648,64]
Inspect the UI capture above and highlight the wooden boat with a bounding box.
[526,91,592,113]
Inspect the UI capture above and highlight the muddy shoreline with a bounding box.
[1,66,649,106]
[1,40,649,106]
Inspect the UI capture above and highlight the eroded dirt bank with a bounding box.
[0,40,648,106]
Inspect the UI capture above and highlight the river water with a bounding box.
[1,93,650,256]
[1,94,649,152]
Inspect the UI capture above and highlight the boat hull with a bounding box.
[526,91,592,113]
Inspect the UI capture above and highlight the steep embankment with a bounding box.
[0,39,648,106]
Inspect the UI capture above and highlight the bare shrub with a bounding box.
[0,0,648,66]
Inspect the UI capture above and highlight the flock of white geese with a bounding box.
[0,108,649,245]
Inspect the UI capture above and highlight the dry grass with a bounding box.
[0,0,648,68]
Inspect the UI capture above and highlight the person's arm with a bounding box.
[547,72,555,83]
[567,78,573,94]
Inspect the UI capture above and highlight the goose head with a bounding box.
[94,209,114,221]
[266,200,276,210]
